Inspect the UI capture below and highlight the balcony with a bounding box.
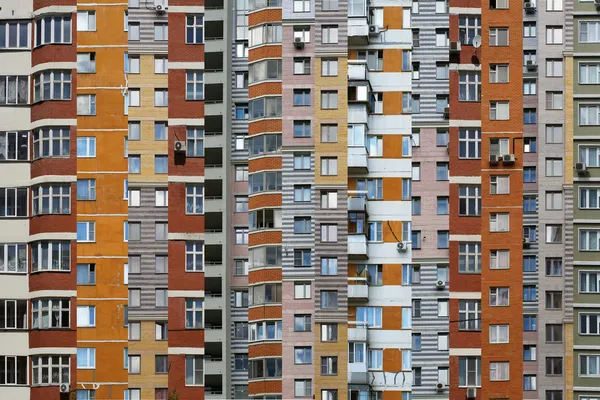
[348,146,368,173]
[348,321,368,342]
[348,196,367,212]
[348,362,369,385]
[348,1,370,44]
[348,60,369,81]
[348,233,368,260]
[348,278,369,301]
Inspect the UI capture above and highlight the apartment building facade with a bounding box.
[410,0,451,397]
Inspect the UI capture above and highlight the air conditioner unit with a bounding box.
[526,60,538,71]
[466,387,477,399]
[369,25,380,36]
[503,154,515,164]
[489,154,500,165]
[523,237,530,247]
[436,382,445,392]
[595,0,600,7]
[524,2,535,12]
[436,280,445,289]
[60,384,70,393]
[397,242,408,252]
[575,162,587,173]
[449,41,461,53]
[293,36,305,49]
[155,4,167,13]
[174,141,187,153]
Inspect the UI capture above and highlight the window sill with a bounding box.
[31,269,71,274]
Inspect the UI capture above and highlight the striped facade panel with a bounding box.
[314,190,348,322]
[281,152,316,278]
[129,188,169,318]
[522,209,539,315]
[229,291,249,398]
[129,0,169,54]
[563,185,574,321]
[314,0,348,55]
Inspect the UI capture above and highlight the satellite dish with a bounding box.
[472,35,482,48]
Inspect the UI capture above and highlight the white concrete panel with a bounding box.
[0,387,30,399]
[0,53,32,75]
[0,109,31,131]
[368,158,411,177]
[0,164,30,187]
[0,333,29,355]
[370,72,412,92]
[368,30,412,47]
[371,371,412,390]
[368,115,412,135]
[370,0,412,7]
[0,220,29,242]
[367,286,412,307]
[0,275,28,299]
[367,201,411,220]
[367,243,411,264]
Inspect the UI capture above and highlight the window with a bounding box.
[489,64,509,84]
[185,355,204,386]
[0,299,27,330]
[128,289,141,308]
[77,137,96,158]
[546,26,563,44]
[459,71,481,101]
[436,196,449,215]
[357,50,383,71]
[490,287,509,306]
[524,167,537,183]
[184,298,203,329]
[524,79,537,95]
[77,263,96,285]
[77,348,96,369]
[294,186,311,203]
[322,58,338,76]
[546,357,563,375]
[294,379,312,397]
[294,282,311,299]
[368,349,383,370]
[546,323,563,343]
[0,21,30,49]
[435,28,449,46]
[546,91,563,110]
[489,27,509,46]
[459,15,481,44]
[490,175,510,195]
[321,356,337,375]
[76,305,95,328]
[523,108,537,124]
[579,63,600,84]
[546,224,563,243]
[490,101,509,120]
[437,231,449,249]
[77,221,96,242]
[490,250,510,270]
[580,105,600,126]
[321,25,338,43]
[580,187,600,209]
[294,58,310,75]
[294,315,311,332]
[436,129,449,147]
[320,291,337,308]
[523,255,536,273]
[154,23,168,41]
[31,355,70,385]
[436,95,449,113]
[490,213,509,232]
[546,391,563,400]
[321,91,338,109]
[545,291,563,310]
[523,196,536,213]
[294,120,311,138]
[522,285,536,302]
[186,71,203,100]
[293,89,310,106]
[546,59,563,77]
[77,11,96,32]
[459,185,481,216]
[320,157,337,176]
[437,62,449,79]
[413,367,422,386]
[412,30,420,47]
[545,125,563,144]
[77,94,96,116]
[367,222,382,242]
[545,258,562,276]
[0,76,27,105]
[490,325,509,344]
[154,89,168,107]
[235,165,248,181]
[235,227,248,245]
[438,299,449,317]
[524,21,536,37]
[186,15,203,43]
[33,71,71,102]
[524,315,537,331]
[30,241,69,272]
[436,162,449,181]
[185,184,203,215]
[524,345,537,361]
[76,390,96,400]
[153,55,168,74]
[458,357,481,387]
[185,242,203,272]
[356,307,383,328]
[490,362,509,381]
[32,184,70,215]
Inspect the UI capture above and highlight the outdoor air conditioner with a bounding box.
[595,0,600,8]
[397,242,408,252]
[436,382,445,392]
[294,37,305,49]
[489,154,500,165]
[174,141,187,153]
[60,384,70,393]
[576,162,587,173]
[155,4,167,13]
[450,41,461,53]
[369,25,380,36]
[526,60,538,71]
[436,280,445,289]
[466,387,477,399]
[523,237,530,248]
[503,154,515,164]
[524,2,536,13]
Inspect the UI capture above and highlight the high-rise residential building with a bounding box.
[2,0,597,399]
